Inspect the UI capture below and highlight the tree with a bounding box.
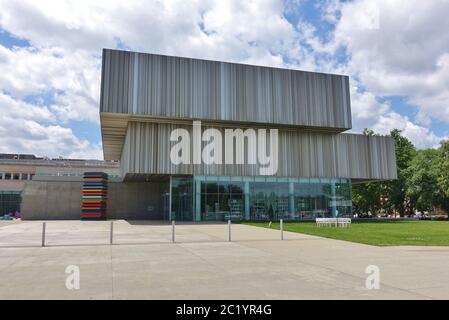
[352,182,382,215]
[351,129,449,217]
[384,129,416,216]
[405,149,440,213]
[436,140,449,213]
[352,129,416,216]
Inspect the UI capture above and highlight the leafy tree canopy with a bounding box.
[352,129,449,217]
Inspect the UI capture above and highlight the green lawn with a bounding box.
[244,220,449,246]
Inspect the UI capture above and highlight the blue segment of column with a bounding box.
[195,179,201,221]
[331,180,337,217]
[289,181,295,218]
[244,181,250,220]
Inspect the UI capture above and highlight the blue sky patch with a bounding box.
[0,29,30,48]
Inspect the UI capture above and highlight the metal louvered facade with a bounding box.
[100,49,351,128]
[100,49,353,161]
[120,122,396,181]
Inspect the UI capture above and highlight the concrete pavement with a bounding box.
[0,220,448,299]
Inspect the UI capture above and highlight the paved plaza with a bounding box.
[1,220,448,299]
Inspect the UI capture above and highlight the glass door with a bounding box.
[161,192,170,221]
[170,176,193,221]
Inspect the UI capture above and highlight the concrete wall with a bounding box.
[21,181,81,219]
[0,180,26,192]
[107,181,162,219]
[21,179,163,220]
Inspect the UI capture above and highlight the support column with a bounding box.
[169,176,172,221]
[244,181,250,220]
[194,179,201,222]
[289,181,295,218]
[331,181,337,217]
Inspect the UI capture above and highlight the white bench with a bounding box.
[316,218,351,228]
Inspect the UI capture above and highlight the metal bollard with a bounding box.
[228,219,231,242]
[280,219,284,240]
[110,221,114,245]
[41,222,46,247]
[172,220,175,243]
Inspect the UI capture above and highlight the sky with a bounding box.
[0,0,448,159]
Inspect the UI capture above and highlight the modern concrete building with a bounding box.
[19,49,396,220]
[97,49,397,222]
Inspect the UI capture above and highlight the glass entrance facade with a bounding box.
[170,175,352,221]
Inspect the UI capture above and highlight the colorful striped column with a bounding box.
[81,172,108,220]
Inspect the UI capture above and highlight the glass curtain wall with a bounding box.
[196,176,244,221]
[160,179,171,221]
[335,178,352,216]
[170,176,193,221]
[193,176,352,221]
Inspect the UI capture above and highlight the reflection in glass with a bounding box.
[193,176,352,221]
[171,176,193,221]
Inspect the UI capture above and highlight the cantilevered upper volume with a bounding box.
[100,49,352,160]
[100,48,351,129]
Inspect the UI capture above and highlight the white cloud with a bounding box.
[0,0,297,65]
[0,91,54,123]
[0,91,101,158]
[372,113,445,150]
[330,0,449,127]
[0,44,102,158]
[0,45,100,122]
[292,0,449,149]
[0,0,447,157]
[0,0,302,159]
[349,80,447,149]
